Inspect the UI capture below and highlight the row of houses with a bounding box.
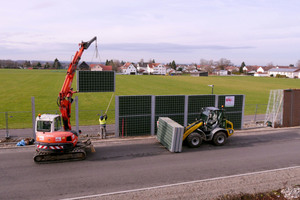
[242,65,300,78]
[85,62,300,78]
[89,62,173,75]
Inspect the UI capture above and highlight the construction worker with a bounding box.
[99,114,107,139]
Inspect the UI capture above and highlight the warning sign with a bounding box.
[225,96,235,107]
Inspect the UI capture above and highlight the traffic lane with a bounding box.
[0,140,167,200]
[2,139,299,200]
[0,131,300,200]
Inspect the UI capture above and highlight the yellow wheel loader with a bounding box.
[183,107,234,148]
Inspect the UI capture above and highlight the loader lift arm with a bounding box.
[57,36,97,131]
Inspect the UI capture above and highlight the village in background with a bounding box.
[1,58,300,78]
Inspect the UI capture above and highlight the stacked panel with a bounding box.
[156,117,184,153]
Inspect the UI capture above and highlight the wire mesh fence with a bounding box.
[1,99,270,139]
[0,109,115,139]
[243,104,267,128]
[0,111,33,130]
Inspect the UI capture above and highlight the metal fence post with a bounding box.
[31,97,35,138]
[5,112,9,138]
[184,95,188,127]
[254,104,258,122]
[151,95,155,136]
[215,95,219,107]
[75,96,79,133]
[241,95,245,129]
[115,96,119,137]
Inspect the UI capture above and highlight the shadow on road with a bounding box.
[85,130,300,162]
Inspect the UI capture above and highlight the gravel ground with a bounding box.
[70,167,299,200]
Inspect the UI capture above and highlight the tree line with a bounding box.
[0,58,63,69]
[2,57,300,71]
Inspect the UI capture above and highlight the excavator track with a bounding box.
[34,147,86,163]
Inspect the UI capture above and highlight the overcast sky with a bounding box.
[1,0,300,66]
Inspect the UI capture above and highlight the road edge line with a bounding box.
[61,165,300,200]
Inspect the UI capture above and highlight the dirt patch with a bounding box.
[218,185,300,200]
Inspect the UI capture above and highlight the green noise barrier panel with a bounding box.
[156,117,184,153]
[187,95,216,124]
[118,95,152,136]
[218,95,245,129]
[115,94,244,137]
[155,95,185,125]
[76,71,115,92]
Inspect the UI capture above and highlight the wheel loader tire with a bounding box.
[213,132,227,146]
[186,132,202,148]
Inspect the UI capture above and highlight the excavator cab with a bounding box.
[36,114,62,133]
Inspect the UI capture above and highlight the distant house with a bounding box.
[147,63,156,75]
[242,65,260,74]
[121,62,137,75]
[254,66,274,77]
[90,64,112,71]
[79,61,90,70]
[256,66,273,73]
[268,68,300,78]
[168,69,182,76]
[199,71,208,76]
[136,62,158,75]
[216,70,228,76]
[136,62,149,74]
[152,63,167,75]
[225,66,239,73]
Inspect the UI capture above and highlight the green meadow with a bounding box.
[1,69,299,128]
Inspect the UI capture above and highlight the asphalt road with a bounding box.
[0,127,299,200]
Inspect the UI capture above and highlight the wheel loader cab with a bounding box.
[200,107,224,129]
[184,107,234,148]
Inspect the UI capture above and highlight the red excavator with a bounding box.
[34,37,97,163]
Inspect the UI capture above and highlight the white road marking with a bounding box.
[61,165,300,200]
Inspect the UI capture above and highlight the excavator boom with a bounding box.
[58,37,97,131]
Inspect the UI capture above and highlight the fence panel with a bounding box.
[217,95,244,129]
[187,95,216,124]
[155,95,185,126]
[115,94,245,137]
[118,95,152,136]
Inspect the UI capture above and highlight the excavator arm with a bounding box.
[58,36,97,131]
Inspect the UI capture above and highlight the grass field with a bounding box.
[1,69,300,129]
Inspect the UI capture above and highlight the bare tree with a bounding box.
[215,58,232,70]
[296,60,300,68]
[139,59,144,65]
[267,62,274,68]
